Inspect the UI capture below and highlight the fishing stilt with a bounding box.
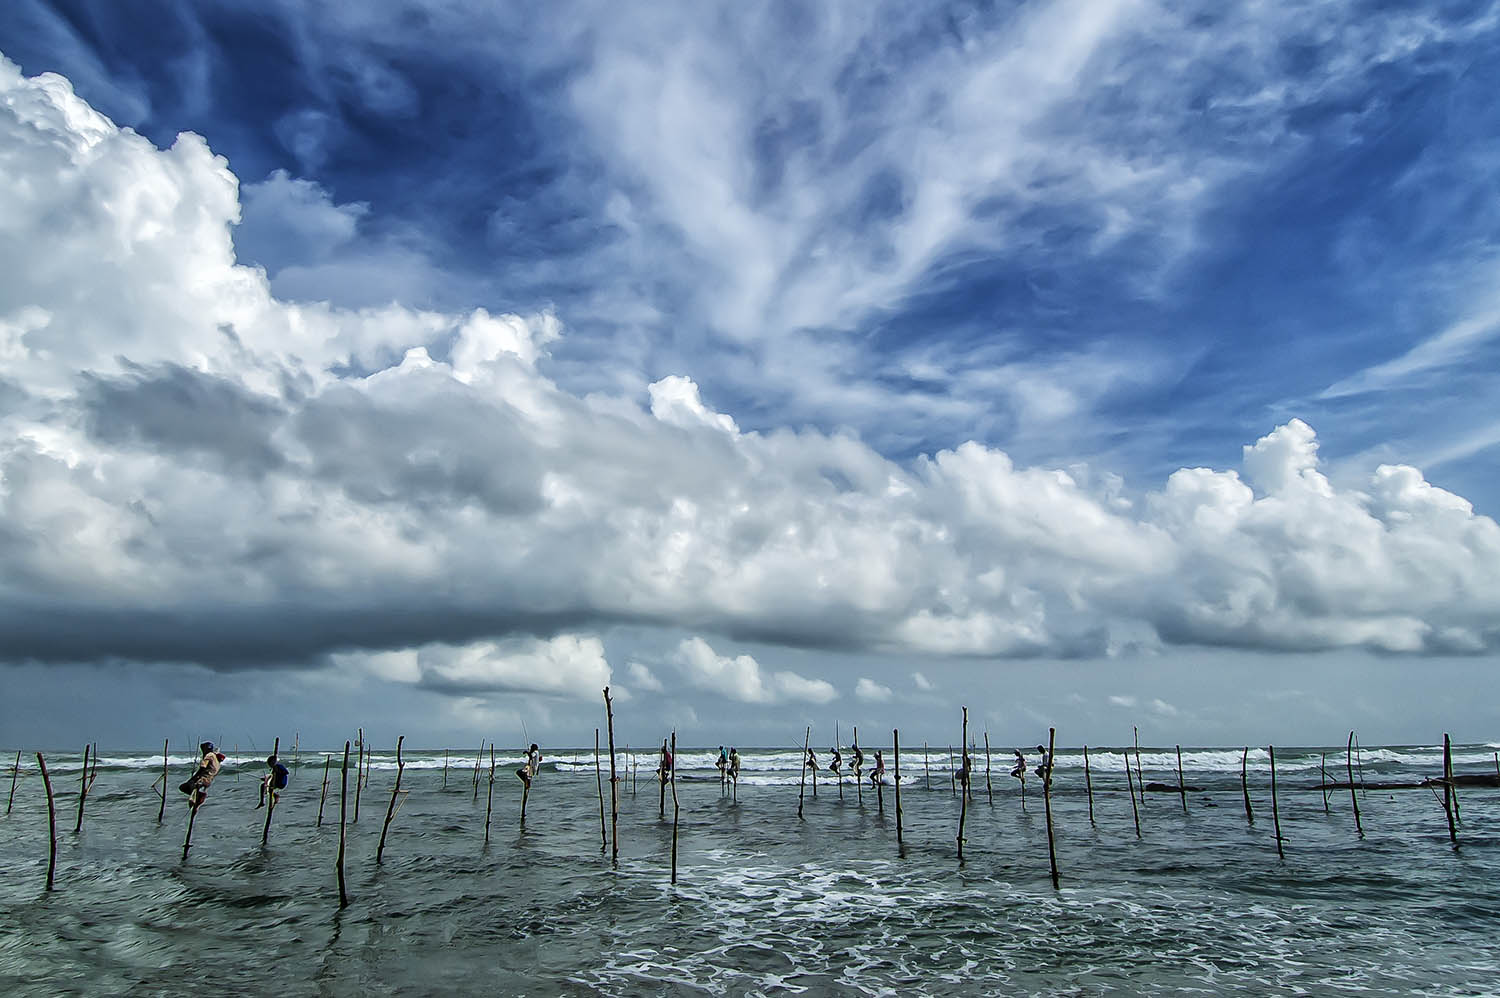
[378,735,407,861]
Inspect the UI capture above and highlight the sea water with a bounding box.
[1,743,1497,996]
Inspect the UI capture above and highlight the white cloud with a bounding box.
[626,662,664,694]
[672,638,836,705]
[333,634,610,701]
[1,57,1498,683]
[1108,695,1137,709]
[855,677,893,702]
[912,672,934,691]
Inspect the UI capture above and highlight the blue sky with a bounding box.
[1,1,1498,749]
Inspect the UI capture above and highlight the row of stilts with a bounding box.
[6,692,1485,904]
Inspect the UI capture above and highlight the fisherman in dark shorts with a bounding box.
[656,739,673,783]
[851,742,865,783]
[255,753,290,809]
[870,749,886,785]
[1010,749,1027,783]
[728,747,741,782]
[178,742,225,805]
[829,746,843,779]
[516,743,542,787]
[1034,744,1052,783]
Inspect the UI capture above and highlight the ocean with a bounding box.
[1,741,1497,996]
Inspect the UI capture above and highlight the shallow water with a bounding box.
[2,743,1497,996]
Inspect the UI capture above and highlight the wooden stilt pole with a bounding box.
[90,743,98,792]
[854,727,862,806]
[473,739,483,802]
[520,769,530,828]
[7,749,20,816]
[1043,726,1059,889]
[893,729,903,849]
[378,735,406,860]
[659,740,667,819]
[1125,751,1141,838]
[318,754,331,827]
[1241,747,1254,825]
[1133,727,1145,808]
[1083,745,1095,827]
[957,708,968,862]
[1346,732,1363,837]
[797,726,810,819]
[183,793,200,860]
[876,757,884,815]
[354,728,365,822]
[443,748,449,790]
[337,740,350,908]
[37,753,56,890]
[157,739,168,823]
[984,732,993,804]
[924,742,930,790]
[73,744,90,834]
[1320,753,1330,814]
[605,688,619,863]
[595,728,607,851]
[836,722,843,801]
[483,743,495,845]
[1446,734,1462,827]
[261,736,280,845]
[669,731,680,885]
[1270,745,1285,859]
[1442,733,1458,844]
[1176,745,1187,814]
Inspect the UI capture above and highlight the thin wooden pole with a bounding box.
[605,687,619,862]
[1346,732,1363,837]
[893,728,903,849]
[1176,745,1187,814]
[836,722,843,801]
[157,739,168,823]
[261,736,280,845]
[876,755,884,815]
[854,727,862,806]
[1447,734,1462,827]
[317,753,332,826]
[1043,726,1059,889]
[957,707,968,862]
[90,743,98,791]
[1125,751,1141,838]
[183,791,200,860]
[924,742,930,790]
[443,748,449,789]
[669,731,680,885]
[797,726,810,819]
[37,753,56,890]
[1320,753,1330,814]
[1241,747,1254,825]
[1083,745,1095,826]
[984,732,993,804]
[1133,727,1145,808]
[811,743,817,799]
[595,728,607,851]
[73,744,90,834]
[483,743,495,845]
[473,739,483,802]
[1270,745,1285,859]
[354,728,365,822]
[659,739,667,818]
[7,749,20,816]
[1442,733,1458,844]
[378,735,406,861]
[1355,734,1366,798]
[337,740,350,908]
[364,738,373,792]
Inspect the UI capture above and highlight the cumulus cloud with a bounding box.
[626,662,664,694]
[912,672,935,691]
[855,678,893,702]
[672,638,837,705]
[0,58,1498,690]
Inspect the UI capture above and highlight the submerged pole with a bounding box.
[924,742,930,790]
[1270,745,1285,859]
[595,728,607,851]
[443,748,449,790]
[1043,727,1059,889]
[1083,745,1095,826]
[378,735,406,861]
[7,749,20,816]
[957,707,969,862]
[1241,747,1254,826]
[354,728,365,822]
[74,743,90,834]
[893,728,904,849]
[1346,732,1363,837]
[984,732,993,805]
[37,753,56,891]
[669,731,680,885]
[318,754,331,827]
[605,687,619,862]
[1176,745,1187,814]
[1442,733,1458,845]
[261,736,280,845]
[1133,727,1145,809]
[1125,751,1141,838]
[337,740,350,908]
[157,739,168,823]
[797,726,810,819]
[483,743,496,845]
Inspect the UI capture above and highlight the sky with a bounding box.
[1,0,1498,752]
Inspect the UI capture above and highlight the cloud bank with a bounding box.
[1,58,1498,692]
